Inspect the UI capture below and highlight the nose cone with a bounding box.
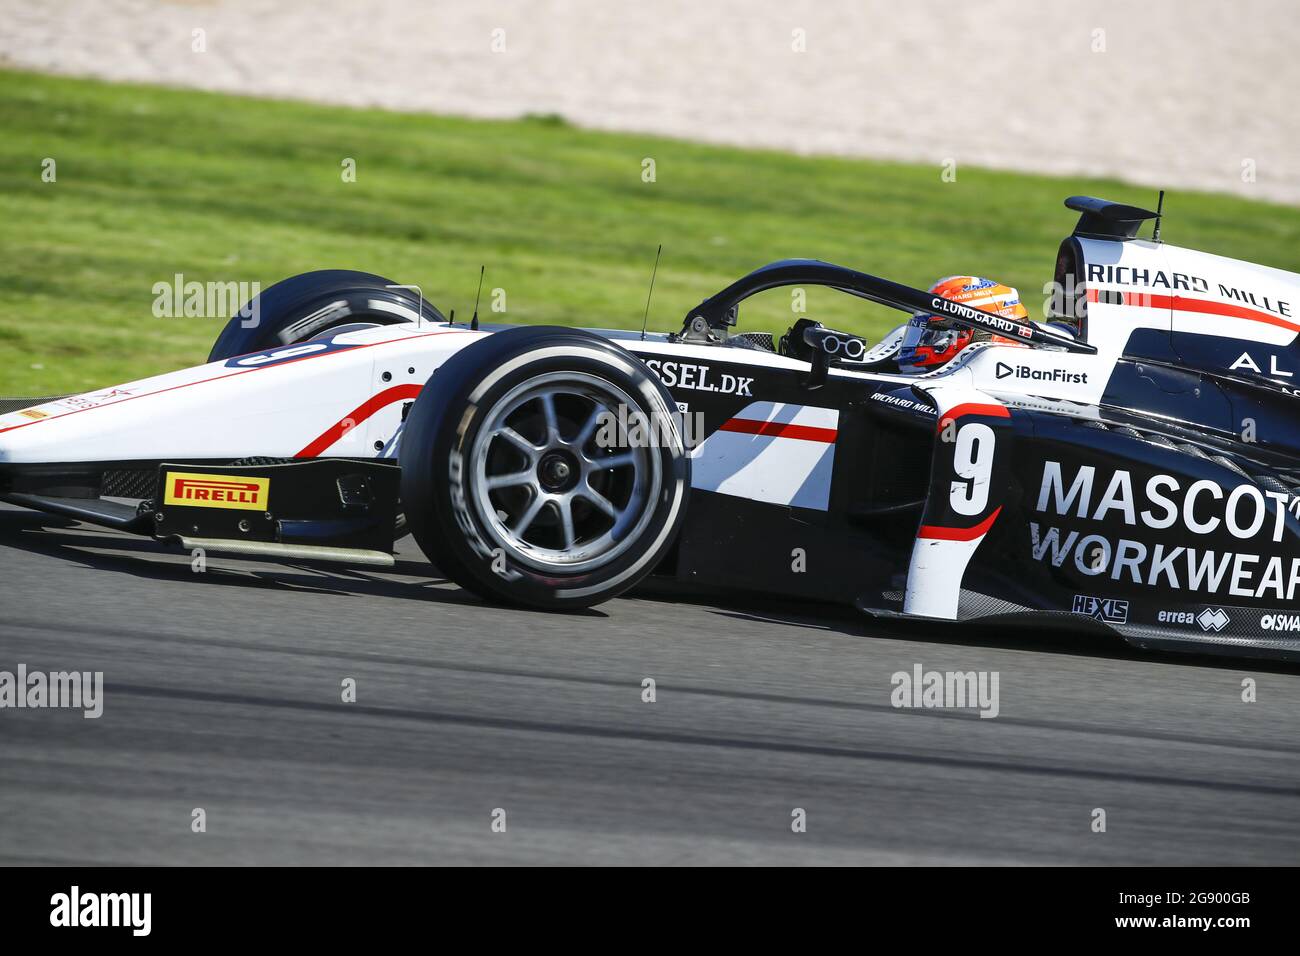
[0,379,187,465]
[0,399,63,463]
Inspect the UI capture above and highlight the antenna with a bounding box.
[470,265,485,332]
[1152,190,1165,243]
[640,244,662,341]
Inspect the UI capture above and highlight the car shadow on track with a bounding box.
[4,507,1294,668]
[0,508,494,610]
[629,578,1300,675]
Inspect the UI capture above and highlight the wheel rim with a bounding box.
[468,371,661,574]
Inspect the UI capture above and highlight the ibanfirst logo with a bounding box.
[995,361,1088,384]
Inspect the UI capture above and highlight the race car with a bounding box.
[2,195,1299,662]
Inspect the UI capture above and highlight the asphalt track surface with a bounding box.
[1,501,1299,865]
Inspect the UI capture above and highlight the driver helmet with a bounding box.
[898,276,1029,372]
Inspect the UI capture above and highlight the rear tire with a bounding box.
[400,327,690,609]
[208,270,445,362]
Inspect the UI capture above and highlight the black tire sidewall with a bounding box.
[208,270,446,362]
[401,327,689,609]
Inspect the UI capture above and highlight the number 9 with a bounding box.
[950,423,995,516]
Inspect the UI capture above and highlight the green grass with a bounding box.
[3,68,1300,395]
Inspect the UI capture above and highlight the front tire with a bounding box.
[400,327,690,609]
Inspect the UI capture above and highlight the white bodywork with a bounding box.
[688,400,839,511]
[4,238,1299,621]
[1080,237,1300,355]
[0,325,482,464]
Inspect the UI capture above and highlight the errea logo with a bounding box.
[1197,608,1231,633]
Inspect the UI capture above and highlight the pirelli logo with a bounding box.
[164,472,269,511]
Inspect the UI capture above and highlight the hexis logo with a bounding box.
[1072,595,1129,624]
[1196,608,1231,633]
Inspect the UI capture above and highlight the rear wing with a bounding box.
[1065,195,1159,241]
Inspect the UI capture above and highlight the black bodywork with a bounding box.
[4,196,1299,661]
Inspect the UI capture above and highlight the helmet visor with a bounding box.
[899,315,963,368]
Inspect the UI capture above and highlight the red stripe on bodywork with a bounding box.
[717,418,838,443]
[937,403,1009,431]
[0,329,470,437]
[1088,288,1300,334]
[296,384,422,457]
[918,506,1002,542]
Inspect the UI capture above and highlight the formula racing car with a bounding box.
[3,196,1299,662]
